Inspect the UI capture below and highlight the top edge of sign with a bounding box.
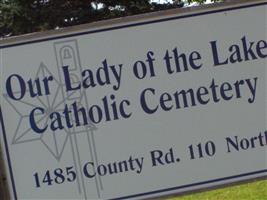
[0,0,266,48]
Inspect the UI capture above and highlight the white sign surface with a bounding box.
[0,1,267,199]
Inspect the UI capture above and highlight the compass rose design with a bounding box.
[3,62,95,161]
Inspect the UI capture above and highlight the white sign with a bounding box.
[0,1,267,199]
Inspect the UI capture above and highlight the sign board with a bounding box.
[0,1,267,199]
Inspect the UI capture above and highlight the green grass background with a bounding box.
[168,180,267,200]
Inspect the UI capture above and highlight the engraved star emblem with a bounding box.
[3,62,95,161]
